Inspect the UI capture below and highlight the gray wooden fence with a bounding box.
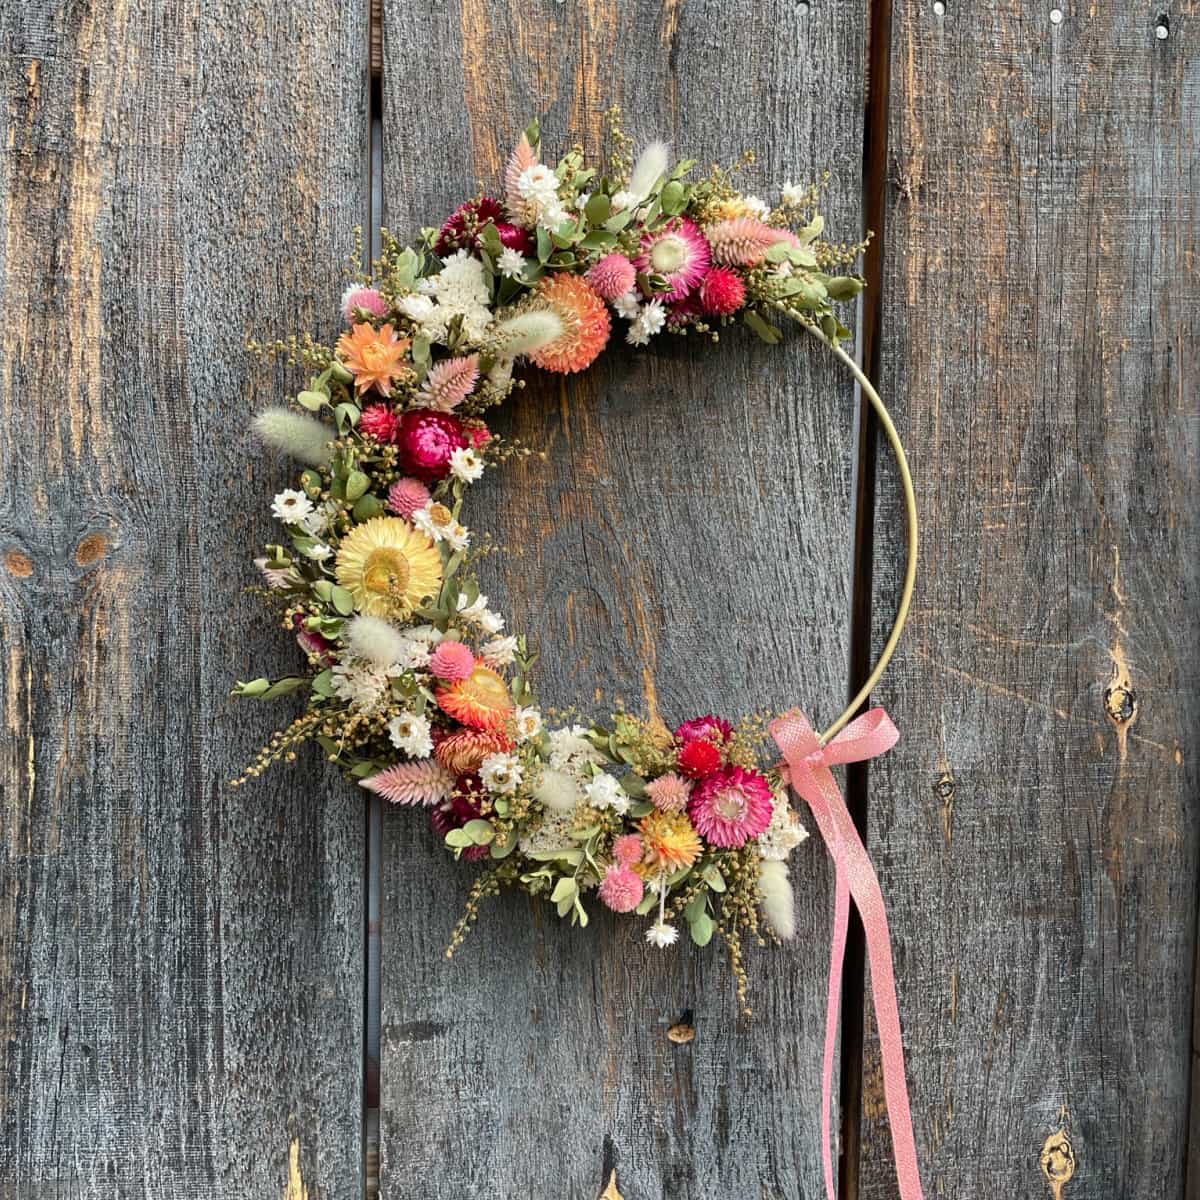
[1,1,1196,1198]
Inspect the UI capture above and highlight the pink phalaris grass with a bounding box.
[504,132,540,227]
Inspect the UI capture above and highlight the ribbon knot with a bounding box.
[770,707,924,1200]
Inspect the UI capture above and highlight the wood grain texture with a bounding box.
[379,2,868,1196]
[861,2,1199,1197]
[0,2,368,1195]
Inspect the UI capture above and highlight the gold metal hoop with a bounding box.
[805,324,918,744]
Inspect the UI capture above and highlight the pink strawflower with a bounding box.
[634,217,711,301]
[706,217,800,267]
[387,477,431,518]
[397,409,468,481]
[586,253,637,301]
[644,772,692,814]
[612,834,643,868]
[429,640,476,682]
[699,267,747,316]
[598,865,644,913]
[417,354,479,412]
[360,403,399,443]
[675,714,734,745]
[688,766,774,848]
[340,285,389,323]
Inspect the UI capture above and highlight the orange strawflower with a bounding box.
[336,322,411,396]
[638,810,702,875]
[436,664,514,732]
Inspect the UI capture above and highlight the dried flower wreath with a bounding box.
[235,113,924,1199]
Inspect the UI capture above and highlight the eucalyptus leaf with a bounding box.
[330,586,356,616]
[689,912,715,947]
[462,819,496,846]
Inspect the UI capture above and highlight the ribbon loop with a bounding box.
[770,707,923,1200]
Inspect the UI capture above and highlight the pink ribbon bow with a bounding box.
[770,707,924,1200]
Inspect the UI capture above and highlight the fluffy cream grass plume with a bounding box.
[628,140,669,203]
[758,859,796,940]
[253,408,332,467]
[360,761,456,806]
[494,310,564,357]
[345,615,408,668]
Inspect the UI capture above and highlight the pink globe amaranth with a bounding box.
[598,864,644,913]
[341,285,389,324]
[429,640,476,682]
[360,402,400,444]
[675,714,734,745]
[698,266,747,316]
[397,409,468,481]
[612,834,643,869]
[688,766,774,848]
[586,253,637,301]
[387,476,431,518]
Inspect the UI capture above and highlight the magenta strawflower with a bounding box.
[598,864,644,913]
[340,284,389,323]
[397,409,468,481]
[387,477,431,518]
[586,253,637,301]
[612,834,643,868]
[688,766,774,848]
[644,772,692,814]
[429,640,476,682]
[634,217,711,301]
[675,714,734,745]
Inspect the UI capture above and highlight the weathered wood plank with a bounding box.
[860,3,1199,1197]
[379,2,867,1196]
[0,2,368,1195]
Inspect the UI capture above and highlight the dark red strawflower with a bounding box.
[397,409,468,481]
[675,714,734,745]
[667,293,704,329]
[430,774,490,860]
[678,738,723,779]
[435,196,505,255]
[359,402,400,444]
[495,222,534,254]
[699,266,747,316]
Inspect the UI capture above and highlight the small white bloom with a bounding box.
[449,447,485,483]
[477,609,505,636]
[517,163,560,206]
[584,772,629,815]
[513,706,543,742]
[457,593,489,621]
[387,711,433,758]
[272,489,314,524]
[537,201,569,232]
[547,725,605,772]
[330,660,389,713]
[303,542,333,562]
[613,290,641,320]
[758,796,810,861]
[444,522,471,552]
[396,293,436,323]
[781,181,805,206]
[645,921,679,949]
[481,634,519,667]
[480,752,523,795]
[742,194,770,218]
[610,189,635,213]
[639,299,666,336]
[497,246,526,279]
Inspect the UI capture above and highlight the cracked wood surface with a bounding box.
[0,1,368,1195]
[377,2,866,1196]
[861,2,1199,1198]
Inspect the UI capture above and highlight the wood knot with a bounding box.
[1104,683,1136,725]
[1040,1128,1076,1199]
[4,549,33,578]
[74,530,111,567]
[932,772,955,801]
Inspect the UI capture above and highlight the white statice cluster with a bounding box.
[757,796,809,861]
[330,658,393,713]
[397,251,493,343]
[516,164,568,231]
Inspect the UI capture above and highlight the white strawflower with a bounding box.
[537,201,569,232]
[781,181,805,206]
[612,291,641,320]
[272,489,314,524]
[743,194,770,218]
[639,299,666,336]
[610,189,635,213]
[497,246,526,278]
[480,752,522,795]
[396,293,436,323]
[449,447,485,483]
[303,543,332,561]
[517,163,560,208]
[476,609,505,636]
[513,706,543,741]
[443,522,471,552]
[387,711,433,758]
[584,772,629,815]
[457,593,490,622]
[481,634,519,666]
[645,921,679,949]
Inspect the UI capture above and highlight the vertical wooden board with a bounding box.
[0,2,368,1196]
[860,3,1199,1197]
[378,2,867,1196]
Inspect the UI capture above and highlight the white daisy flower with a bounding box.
[584,771,629,815]
[497,246,526,279]
[443,522,471,552]
[645,921,679,949]
[480,752,523,795]
[513,706,543,742]
[781,181,805,206]
[449,447,485,483]
[743,194,770,218]
[387,711,433,758]
[456,593,489,622]
[272,489,314,524]
[481,634,519,667]
[411,502,458,544]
